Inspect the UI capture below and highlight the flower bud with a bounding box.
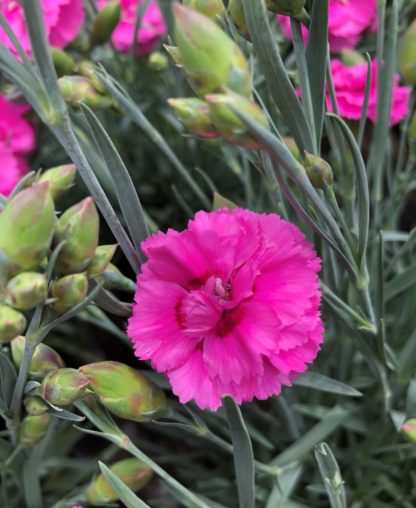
[402,419,416,444]
[79,361,167,422]
[24,396,49,416]
[147,51,169,72]
[38,164,77,199]
[0,305,26,343]
[11,336,65,379]
[50,274,89,314]
[51,47,76,76]
[85,458,153,505]
[58,76,114,109]
[79,61,106,93]
[183,0,225,18]
[283,137,300,161]
[40,368,90,406]
[87,245,118,277]
[228,0,249,39]
[0,183,55,272]
[173,3,251,96]
[94,264,136,291]
[164,45,182,66]
[398,20,416,85]
[168,98,219,139]
[303,151,334,189]
[265,0,305,16]
[55,197,100,274]
[5,272,48,310]
[409,112,416,143]
[90,0,121,47]
[205,92,269,149]
[340,49,366,67]
[19,414,51,446]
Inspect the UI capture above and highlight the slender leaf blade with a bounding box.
[293,372,362,397]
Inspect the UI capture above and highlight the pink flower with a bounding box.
[0,0,84,58]
[128,209,323,411]
[278,0,377,51]
[0,95,35,196]
[98,0,166,55]
[328,59,411,125]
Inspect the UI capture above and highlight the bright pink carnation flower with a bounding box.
[128,209,323,410]
[0,95,35,196]
[328,59,411,125]
[98,0,166,55]
[277,0,377,51]
[0,0,84,58]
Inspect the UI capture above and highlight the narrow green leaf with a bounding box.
[314,442,346,508]
[397,329,416,381]
[293,372,363,397]
[270,406,348,467]
[222,395,255,508]
[93,286,133,317]
[0,353,17,408]
[99,462,151,508]
[241,0,314,153]
[385,263,416,301]
[23,460,43,508]
[80,104,148,261]
[357,53,372,149]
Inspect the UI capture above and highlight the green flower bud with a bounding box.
[168,98,219,139]
[402,419,416,444]
[0,305,26,343]
[87,245,118,277]
[78,61,106,94]
[164,45,182,66]
[51,47,76,76]
[24,396,49,416]
[5,272,48,311]
[40,368,90,406]
[205,92,269,149]
[304,151,334,189]
[0,183,55,272]
[95,264,136,292]
[11,336,65,379]
[283,136,300,161]
[79,361,167,422]
[85,458,153,505]
[50,274,89,314]
[55,197,100,274]
[183,0,225,18]
[265,0,305,16]
[340,49,366,67]
[409,112,416,143]
[173,3,251,96]
[20,414,51,446]
[90,0,121,47]
[58,76,114,109]
[38,164,77,199]
[398,20,416,85]
[228,0,249,39]
[147,51,169,72]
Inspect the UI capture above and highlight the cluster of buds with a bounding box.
[166,3,269,150]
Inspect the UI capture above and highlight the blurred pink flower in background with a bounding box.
[0,95,35,196]
[0,0,85,58]
[277,0,377,51]
[128,208,323,411]
[328,59,411,125]
[98,0,166,55]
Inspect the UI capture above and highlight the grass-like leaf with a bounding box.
[293,372,362,398]
[314,442,346,508]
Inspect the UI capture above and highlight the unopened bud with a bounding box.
[11,336,65,379]
[228,0,249,39]
[304,151,334,189]
[0,183,55,272]
[20,414,51,446]
[38,164,77,199]
[51,47,76,76]
[41,368,90,406]
[54,197,99,274]
[85,458,153,505]
[265,0,305,16]
[173,3,251,96]
[147,51,169,71]
[340,49,366,67]
[5,272,48,311]
[402,419,416,444]
[87,245,118,277]
[398,20,416,85]
[50,274,89,314]
[90,0,121,47]
[164,45,182,66]
[79,61,106,93]
[409,112,416,143]
[168,98,219,139]
[79,361,167,422]
[0,305,26,343]
[24,396,49,416]
[283,137,300,161]
[58,76,114,109]
[205,92,269,149]
[183,0,225,18]
[95,264,136,292]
